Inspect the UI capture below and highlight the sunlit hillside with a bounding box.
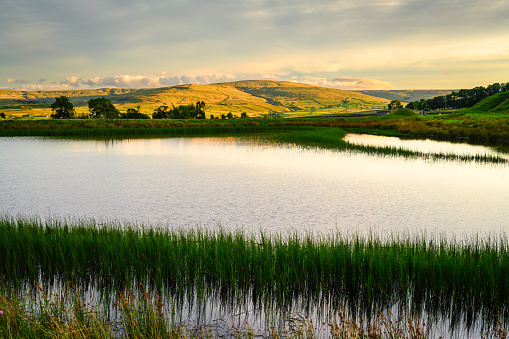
[458,91,509,115]
[0,81,390,118]
[358,90,455,103]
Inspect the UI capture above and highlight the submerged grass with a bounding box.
[265,127,508,163]
[1,215,509,331]
[4,283,484,338]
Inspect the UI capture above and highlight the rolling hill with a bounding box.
[0,81,391,118]
[458,91,509,114]
[358,90,455,103]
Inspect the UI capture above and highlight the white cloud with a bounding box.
[62,76,82,87]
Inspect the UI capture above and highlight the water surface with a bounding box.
[1,135,507,237]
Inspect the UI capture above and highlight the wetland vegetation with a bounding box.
[1,216,509,338]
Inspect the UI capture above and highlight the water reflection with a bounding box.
[0,136,508,238]
[345,133,509,160]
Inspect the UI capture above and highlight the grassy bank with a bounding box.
[1,114,508,147]
[1,215,509,332]
[0,119,506,164]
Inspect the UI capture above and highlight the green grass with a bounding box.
[390,108,417,116]
[457,92,509,115]
[1,119,506,163]
[0,282,458,338]
[1,215,509,331]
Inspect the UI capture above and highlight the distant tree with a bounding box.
[0,112,5,119]
[388,100,403,110]
[195,101,206,119]
[152,105,169,119]
[209,114,215,119]
[154,101,206,119]
[51,96,75,119]
[226,112,233,119]
[88,97,120,119]
[240,112,248,119]
[121,108,150,119]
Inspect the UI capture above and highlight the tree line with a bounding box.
[50,96,209,120]
[50,96,254,120]
[152,101,206,119]
[406,82,509,111]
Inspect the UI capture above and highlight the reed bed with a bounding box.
[3,283,485,338]
[267,128,508,163]
[1,119,506,163]
[2,115,508,146]
[1,215,509,333]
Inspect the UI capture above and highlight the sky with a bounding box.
[1,0,509,91]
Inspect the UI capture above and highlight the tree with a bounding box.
[50,96,75,119]
[240,112,248,119]
[121,108,150,119]
[154,101,206,119]
[152,106,169,119]
[388,100,403,110]
[88,97,120,119]
[195,101,206,119]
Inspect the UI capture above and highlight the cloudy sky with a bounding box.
[1,0,509,91]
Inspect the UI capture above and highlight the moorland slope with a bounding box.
[0,81,390,117]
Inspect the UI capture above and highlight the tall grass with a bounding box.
[2,282,469,338]
[266,128,507,163]
[2,115,509,147]
[1,215,509,331]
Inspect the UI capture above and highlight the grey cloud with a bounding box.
[2,0,508,90]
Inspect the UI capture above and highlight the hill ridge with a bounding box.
[1,80,390,117]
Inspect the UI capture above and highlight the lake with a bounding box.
[1,134,508,238]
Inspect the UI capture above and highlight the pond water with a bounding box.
[1,135,508,238]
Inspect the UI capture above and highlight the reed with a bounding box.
[2,115,508,147]
[2,282,472,338]
[1,215,509,330]
[266,127,507,163]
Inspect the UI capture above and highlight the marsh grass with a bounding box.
[1,118,507,162]
[266,127,507,163]
[1,215,509,334]
[1,282,464,338]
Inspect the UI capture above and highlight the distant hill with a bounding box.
[358,90,455,103]
[458,92,509,114]
[0,81,390,117]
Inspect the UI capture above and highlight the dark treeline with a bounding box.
[152,101,206,119]
[406,82,509,111]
